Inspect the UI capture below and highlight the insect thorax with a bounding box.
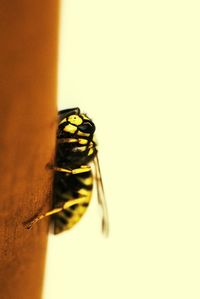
[56,109,97,168]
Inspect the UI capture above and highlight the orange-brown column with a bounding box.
[0,1,59,298]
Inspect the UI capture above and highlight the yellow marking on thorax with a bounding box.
[63,124,77,134]
[78,138,88,145]
[78,146,87,152]
[77,130,90,137]
[88,148,94,156]
[88,141,94,148]
[68,114,83,126]
[57,138,78,144]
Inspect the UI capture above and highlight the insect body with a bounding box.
[25,108,109,235]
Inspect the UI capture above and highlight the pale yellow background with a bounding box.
[43,1,200,298]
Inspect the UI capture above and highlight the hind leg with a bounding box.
[23,197,86,229]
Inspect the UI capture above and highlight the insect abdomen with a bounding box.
[53,171,93,234]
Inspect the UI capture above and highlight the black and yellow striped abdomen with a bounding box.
[52,170,93,234]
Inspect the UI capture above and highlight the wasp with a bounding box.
[24,108,109,236]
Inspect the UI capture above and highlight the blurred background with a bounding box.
[44,1,200,298]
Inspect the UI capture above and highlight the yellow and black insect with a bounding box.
[25,108,109,236]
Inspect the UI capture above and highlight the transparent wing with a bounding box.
[94,155,109,236]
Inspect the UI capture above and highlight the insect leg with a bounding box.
[48,164,91,175]
[23,197,87,229]
[23,207,63,229]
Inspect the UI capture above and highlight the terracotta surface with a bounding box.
[0,1,59,298]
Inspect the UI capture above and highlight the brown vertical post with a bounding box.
[0,1,59,299]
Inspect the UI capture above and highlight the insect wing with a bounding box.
[94,155,109,236]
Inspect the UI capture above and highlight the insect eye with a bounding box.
[79,122,95,133]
